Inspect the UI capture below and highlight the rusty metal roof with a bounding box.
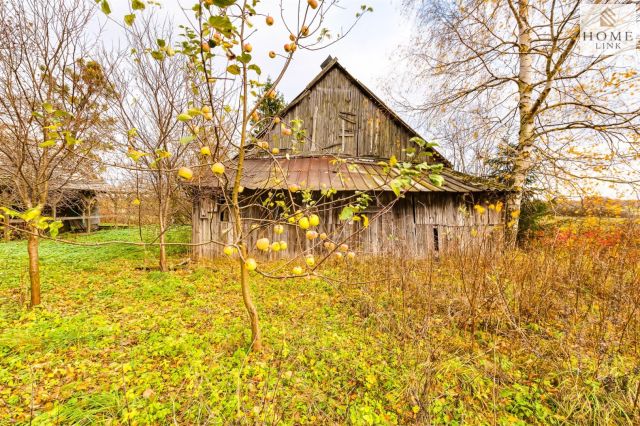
[194,155,505,193]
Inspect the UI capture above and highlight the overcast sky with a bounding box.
[96,0,408,103]
[92,0,638,199]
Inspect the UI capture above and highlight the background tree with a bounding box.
[251,77,286,136]
[109,16,194,272]
[0,0,114,306]
[102,0,426,352]
[395,0,640,244]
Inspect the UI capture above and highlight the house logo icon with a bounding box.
[600,7,617,27]
[579,3,638,58]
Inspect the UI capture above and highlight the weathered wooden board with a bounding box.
[192,190,506,260]
[262,66,429,162]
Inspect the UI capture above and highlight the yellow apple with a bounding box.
[335,252,343,260]
[245,258,257,271]
[339,244,349,252]
[305,255,315,267]
[223,245,234,256]
[288,183,299,192]
[279,241,288,250]
[306,230,318,240]
[256,238,270,251]
[292,266,303,275]
[212,162,225,175]
[298,216,310,230]
[274,224,284,234]
[202,105,211,114]
[282,126,292,136]
[269,51,276,59]
[347,251,356,260]
[319,232,327,240]
[266,15,274,26]
[271,147,280,154]
[271,241,281,252]
[200,146,211,156]
[309,214,320,227]
[243,43,252,52]
[178,167,193,180]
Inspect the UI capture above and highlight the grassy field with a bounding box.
[1,225,639,425]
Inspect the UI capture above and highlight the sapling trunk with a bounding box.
[3,214,9,242]
[27,229,41,306]
[159,210,168,272]
[229,53,262,351]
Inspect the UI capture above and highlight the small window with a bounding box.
[338,111,356,151]
[219,208,229,222]
[433,227,439,252]
[217,197,230,222]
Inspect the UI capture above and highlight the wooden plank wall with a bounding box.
[192,191,506,261]
[262,67,425,162]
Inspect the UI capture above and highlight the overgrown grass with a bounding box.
[1,223,639,424]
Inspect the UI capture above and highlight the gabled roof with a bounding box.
[270,57,451,167]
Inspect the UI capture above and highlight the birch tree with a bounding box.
[396,0,640,242]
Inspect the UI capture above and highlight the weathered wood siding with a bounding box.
[262,67,424,161]
[192,191,505,261]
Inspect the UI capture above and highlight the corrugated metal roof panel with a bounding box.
[193,156,506,193]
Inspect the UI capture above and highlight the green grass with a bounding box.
[1,227,638,425]
[0,228,410,424]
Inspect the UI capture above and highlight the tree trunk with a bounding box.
[239,245,262,351]
[27,230,41,306]
[3,213,9,242]
[85,204,92,235]
[506,0,535,246]
[158,209,168,272]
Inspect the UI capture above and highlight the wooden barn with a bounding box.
[189,58,507,260]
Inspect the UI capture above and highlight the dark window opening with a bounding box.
[217,198,229,222]
[433,227,439,252]
[219,208,229,222]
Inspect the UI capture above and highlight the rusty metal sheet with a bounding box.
[193,156,505,193]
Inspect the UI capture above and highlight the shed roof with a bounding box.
[0,173,110,193]
[57,180,112,192]
[193,156,505,194]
